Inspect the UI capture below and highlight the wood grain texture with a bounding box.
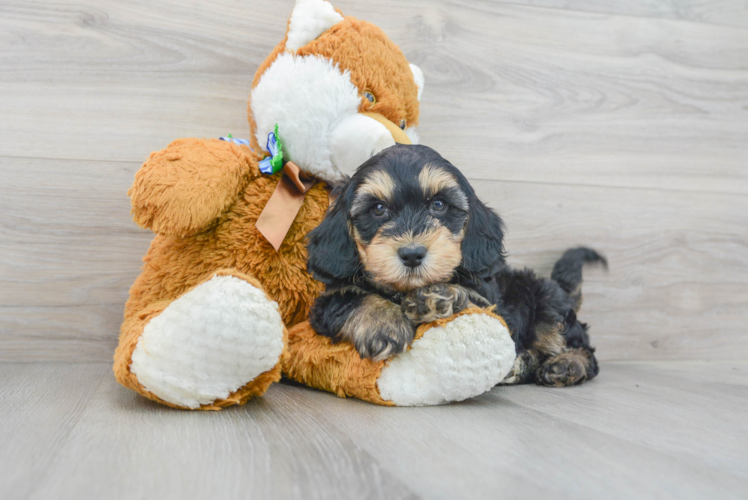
[495,0,748,29]
[0,157,151,361]
[499,361,748,479]
[301,363,748,500]
[0,363,105,499]
[0,0,747,361]
[28,371,416,500]
[400,0,748,194]
[2,362,747,499]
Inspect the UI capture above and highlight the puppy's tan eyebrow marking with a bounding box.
[351,170,396,216]
[359,170,396,202]
[419,164,469,210]
[419,164,459,197]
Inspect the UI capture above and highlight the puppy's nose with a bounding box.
[398,245,427,268]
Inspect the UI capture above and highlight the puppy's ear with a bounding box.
[306,199,359,284]
[460,186,506,278]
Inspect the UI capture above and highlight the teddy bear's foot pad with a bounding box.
[376,312,516,406]
[130,275,285,409]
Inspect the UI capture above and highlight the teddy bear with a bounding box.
[114,0,515,410]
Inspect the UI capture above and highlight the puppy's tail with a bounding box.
[551,247,607,312]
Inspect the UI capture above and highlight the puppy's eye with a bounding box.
[399,119,406,130]
[362,90,376,107]
[371,202,388,218]
[430,198,448,213]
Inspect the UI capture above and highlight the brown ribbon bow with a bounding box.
[255,161,316,251]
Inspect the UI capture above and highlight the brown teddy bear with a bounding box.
[114,0,515,410]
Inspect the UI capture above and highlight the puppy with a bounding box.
[307,144,605,387]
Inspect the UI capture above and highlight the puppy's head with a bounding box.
[307,144,505,292]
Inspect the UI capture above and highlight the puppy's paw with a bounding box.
[340,295,415,361]
[534,351,589,387]
[401,284,471,324]
[355,319,415,362]
[465,288,492,308]
[499,350,541,386]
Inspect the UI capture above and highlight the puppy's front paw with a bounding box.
[355,319,415,362]
[402,284,470,324]
[340,295,415,361]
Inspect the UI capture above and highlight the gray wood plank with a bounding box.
[632,360,748,385]
[0,0,281,162]
[2,362,748,499]
[26,368,416,500]
[273,372,748,500]
[492,361,748,479]
[492,0,748,29]
[0,363,106,499]
[406,0,748,194]
[1,0,746,193]
[0,157,151,361]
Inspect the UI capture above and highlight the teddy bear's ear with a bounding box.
[286,0,344,52]
[409,64,424,101]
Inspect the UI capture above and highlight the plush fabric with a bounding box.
[115,270,289,411]
[130,274,285,409]
[283,319,394,406]
[129,139,254,237]
[251,53,366,182]
[285,0,344,51]
[284,307,515,406]
[114,0,427,409]
[250,17,423,184]
[377,309,515,406]
[295,17,421,129]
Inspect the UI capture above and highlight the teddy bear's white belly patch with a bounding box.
[377,313,516,406]
[130,275,285,409]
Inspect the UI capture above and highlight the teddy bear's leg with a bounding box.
[375,308,516,406]
[114,269,286,410]
[284,307,516,407]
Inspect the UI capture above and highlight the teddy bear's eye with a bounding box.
[400,119,406,130]
[362,90,376,107]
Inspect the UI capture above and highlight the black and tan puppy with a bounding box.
[307,144,605,387]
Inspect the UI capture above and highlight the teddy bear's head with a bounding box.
[248,0,424,185]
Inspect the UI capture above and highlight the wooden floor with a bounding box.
[1,361,746,499]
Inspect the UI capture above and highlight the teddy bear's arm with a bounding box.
[128,138,257,237]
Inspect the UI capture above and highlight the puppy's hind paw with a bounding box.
[498,350,540,386]
[534,351,589,387]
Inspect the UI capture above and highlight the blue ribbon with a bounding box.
[220,127,282,175]
[219,136,250,147]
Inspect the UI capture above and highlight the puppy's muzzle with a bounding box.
[398,244,427,268]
